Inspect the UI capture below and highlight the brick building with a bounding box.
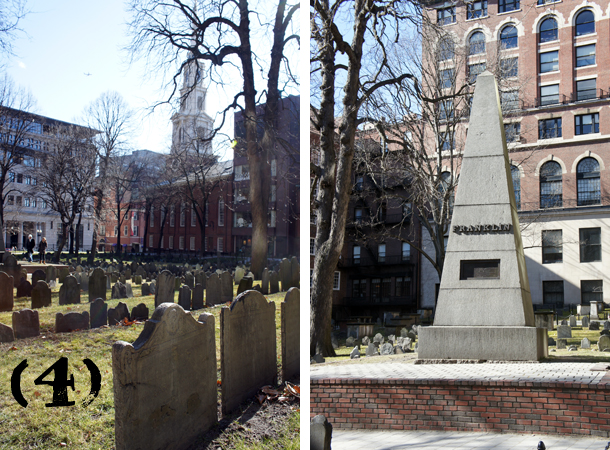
[422,0,610,309]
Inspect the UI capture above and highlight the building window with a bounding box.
[204,201,209,226]
[581,280,603,305]
[180,204,185,227]
[235,164,249,180]
[188,236,195,251]
[499,0,519,13]
[8,172,14,182]
[217,237,223,252]
[352,279,366,298]
[133,225,138,236]
[576,44,595,68]
[543,281,564,307]
[575,10,595,36]
[149,234,154,248]
[269,210,276,228]
[468,62,486,84]
[310,238,315,255]
[438,38,454,61]
[439,99,453,120]
[179,236,184,250]
[576,79,596,101]
[169,235,174,249]
[511,165,521,210]
[539,50,558,73]
[499,25,518,49]
[333,271,340,290]
[371,278,381,300]
[218,198,225,226]
[542,230,562,263]
[501,91,519,112]
[355,175,364,191]
[270,185,276,202]
[191,207,196,227]
[402,242,410,261]
[353,245,361,264]
[437,6,455,25]
[439,130,454,151]
[170,206,175,227]
[23,197,30,207]
[538,118,561,139]
[505,123,521,143]
[468,31,485,55]
[500,57,518,78]
[270,159,277,177]
[539,84,559,106]
[24,175,31,185]
[16,174,22,183]
[540,161,562,208]
[149,207,154,228]
[31,198,36,208]
[575,113,599,136]
[378,243,386,263]
[580,227,601,262]
[439,68,454,89]
[124,225,128,236]
[539,17,558,43]
[467,0,487,19]
[577,157,601,206]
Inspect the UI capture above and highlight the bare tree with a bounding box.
[127,0,299,277]
[82,91,133,263]
[35,124,97,262]
[0,0,27,64]
[0,74,36,253]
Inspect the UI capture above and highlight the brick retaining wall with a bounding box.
[310,376,610,437]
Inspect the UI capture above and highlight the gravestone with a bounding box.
[59,275,80,305]
[557,339,567,349]
[234,266,245,285]
[56,311,90,333]
[281,288,300,381]
[380,343,394,355]
[141,283,151,296]
[0,254,22,287]
[124,283,134,298]
[178,285,192,311]
[279,258,291,291]
[548,337,556,346]
[350,347,360,359]
[599,335,610,351]
[591,301,601,319]
[16,278,32,298]
[46,265,57,285]
[261,268,270,295]
[290,256,300,289]
[79,273,89,292]
[130,303,149,321]
[269,271,280,294]
[557,325,572,339]
[90,298,108,328]
[0,323,14,342]
[373,333,384,347]
[111,282,128,300]
[362,336,370,346]
[185,272,194,289]
[12,309,40,339]
[569,315,577,327]
[155,270,176,307]
[174,277,181,290]
[590,321,600,330]
[32,269,46,285]
[365,343,377,356]
[237,276,253,296]
[581,337,591,349]
[220,271,233,303]
[311,415,332,450]
[220,290,276,415]
[113,304,217,450]
[582,316,590,328]
[133,275,142,285]
[195,271,206,289]
[192,284,204,310]
[206,273,221,306]
[418,71,547,361]
[149,280,156,294]
[31,281,52,308]
[605,321,610,331]
[346,336,355,347]
[108,302,130,326]
[58,267,70,284]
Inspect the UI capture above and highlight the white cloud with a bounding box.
[18,61,26,69]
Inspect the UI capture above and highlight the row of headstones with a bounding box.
[0,299,151,342]
[112,288,300,450]
[549,337,592,350]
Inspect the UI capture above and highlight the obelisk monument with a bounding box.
[418,71,547,361]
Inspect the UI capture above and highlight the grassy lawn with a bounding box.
[0,281,297,449]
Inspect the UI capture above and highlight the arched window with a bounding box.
[500,25,518,49]
[540,161,562,208]
[539,17,558,43]
[575,10,595,36]
[577,157,601,206]
[438,38,454,61]
[469,31,485,55]
[511,165,521,210]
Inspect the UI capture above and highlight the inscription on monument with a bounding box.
[460,260,500,280]
[453,224,512,233]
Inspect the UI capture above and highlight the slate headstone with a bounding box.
[380,343,394,355]
[261,268,270,295]
[0,271,15,312]
[192,284,204,310]
[581,337,591,349]
[108,302,130,325]
[557,325,572,339]
[311,415,332,450]
[155,270,176,307]
[269,271,280,294]
[206,273,221,306]
[365,343,378,356]
[141,283,151,296]
[112,282,128,300]
[56,311,90,333]
[556,339,567,349]
[90,298,108,328]
[237,276,253,296]
[279,258,291,291]
[16,278,32,298]
[32,269,46,285]
[59,275,80,305]
[599,335,610,351]
[12,309,40,339]
[290,256,300,289]
[582,316,590,328]
[350,347,360,359]
[0,323,14,342]
[130,303,149,321]
[590,321,600,330]
[220,271,233,303]
[31,280,52,308]
[178,285,192,311]
[569,315,577,327]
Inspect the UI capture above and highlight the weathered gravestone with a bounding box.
[557,339,567,349]
[59,275,80,305]
[90,298,108,328]
[155,270,176,307]
[269,271,280,294]
[373,333,384,347]
[184,272,194,289]
[12,309,40,339]
[261,268,270,295]
[279,258,291,291]
[32,269,46,285]
[149,280,156,294]
[281,288,300,381]
[582,316,590,328]
[0,254,22,287]
[56,311,90,333]
[310,415,333,450]
[108,302,130,326]
[220,291,276,415]
[46,265,57,285]
[590,321,600,330]
[124,283,133,298]
[206,273,221,306]
[220,271,233,303]
[557,325,572,339]
[89,268,107,302]
[192,284,204,310]
[112,304,217,450]
[0,323,14,342]
[366,343,378,356]
[569,315,577,327]
[362,336,370,346]
[581,337,591,349]
[599,335,610,351]
[58,267,70,284]
[236,276,253,296]
[417,71,547,361]
[195,271,206,289]
[234,266,245,285]
[174,277,182,291]
[380,343,394,355]
[79,272,89,292]
[178,285,192,311]
[350,346,360,359]
[31,281,52,308]
[290,256,299,289]
[141,283,151,296]
[16,278,32,298]
[130,303,149,321]
[111,282,128,300]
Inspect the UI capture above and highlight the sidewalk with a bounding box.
[331,429,610,449]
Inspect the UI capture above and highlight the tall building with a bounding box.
[422,0,610,309]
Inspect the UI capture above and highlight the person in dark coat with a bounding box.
[26,234,36,262]
[38,237,47,264]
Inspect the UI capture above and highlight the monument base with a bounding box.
[417,326,548,361]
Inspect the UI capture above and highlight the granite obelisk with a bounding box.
[418,71,547,361]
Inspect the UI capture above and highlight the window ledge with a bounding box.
[539,70,560,76]
[575,64,597,69]
[466,15,489,21]
[498,9,521,15]
[536,0,561,7]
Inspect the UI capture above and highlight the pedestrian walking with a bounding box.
[25,234,36,262]
[38,237,47,264]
